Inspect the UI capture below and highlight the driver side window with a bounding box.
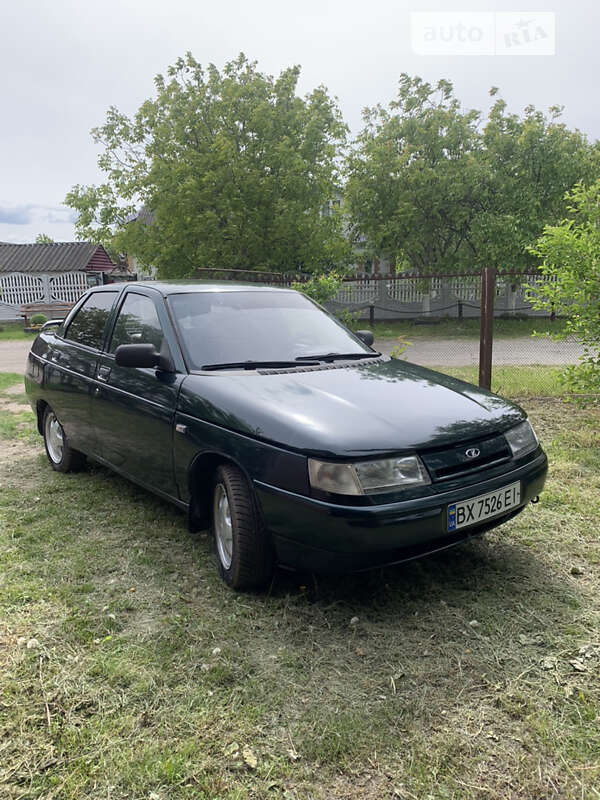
[109,293,164,353]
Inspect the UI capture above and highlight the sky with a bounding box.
[1,0,598,243]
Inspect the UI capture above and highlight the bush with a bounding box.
[292,273,345,306]
[292,272,359,328]
[29,313,48,326]
[528,180,600,396]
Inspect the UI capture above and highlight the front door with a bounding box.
[91,289,183,498]
[44,290,119,455]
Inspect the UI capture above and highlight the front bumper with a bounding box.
[254,451,548,573]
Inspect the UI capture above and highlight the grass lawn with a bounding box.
[1,372,599,799]
[431,365,566,399]
[0,372,24,392]
[369,317,568,341]
[0,321,36,341]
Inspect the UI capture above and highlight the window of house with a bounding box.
[64,291,117,350]
[109,293,164,353]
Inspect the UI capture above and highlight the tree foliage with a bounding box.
[292,272,359,327]
[345,76,599,274]
[473,98,600,271]
[528,181,600,395]
[291,272,344,305]
[35,233,54,243]
[66,53,350,277]
[68,60,600,282]
[345,76,485,273]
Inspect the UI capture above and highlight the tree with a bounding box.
[473,95,600,272]
[35,233,54,243]
[345,77,600,274]
[345,75,486,273]
[528,181,600,395]
[66,53,351,277]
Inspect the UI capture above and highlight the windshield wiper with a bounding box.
[295,352,380,362]
[201,359,320,371]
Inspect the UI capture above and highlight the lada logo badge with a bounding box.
[465,447,481,459]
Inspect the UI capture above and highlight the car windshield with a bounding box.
[168,290,372,369]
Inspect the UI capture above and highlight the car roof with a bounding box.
[93,280,298,296]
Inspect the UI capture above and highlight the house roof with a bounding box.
[0,242,115,274]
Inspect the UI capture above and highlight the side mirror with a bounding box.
[115,343,173,371]
[355,329,374,347]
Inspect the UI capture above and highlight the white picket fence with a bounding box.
[0,271,90,320]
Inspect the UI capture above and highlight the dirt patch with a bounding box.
[4,383,24,395]
[0,438,39,468]
[0,383,31,413]
[0,400,30,413]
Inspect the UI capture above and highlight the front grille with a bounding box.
[421,434,511,482]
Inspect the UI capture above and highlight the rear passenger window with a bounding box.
[109,293,164,353]
[65,292,117,350]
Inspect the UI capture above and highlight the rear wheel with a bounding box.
[211,464,274,590]
[42,407,86,473]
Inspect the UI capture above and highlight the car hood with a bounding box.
[178,358,525,457]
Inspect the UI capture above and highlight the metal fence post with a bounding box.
[479,267,496,390]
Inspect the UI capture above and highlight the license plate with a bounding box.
[447,482,521,532]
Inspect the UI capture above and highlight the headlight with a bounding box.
[504,420,538,459]
[308,455,431,495]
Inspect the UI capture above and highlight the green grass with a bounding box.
[0,372,23,392]
[0,321,36,341]
[1,373,599,798]
[431,364,566,398]
[369,316,568,341]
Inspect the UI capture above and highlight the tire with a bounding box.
[211,463,274,590]
[42,406,86,473]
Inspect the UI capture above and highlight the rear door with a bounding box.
[44,290,119,455]
[90,288,184,499]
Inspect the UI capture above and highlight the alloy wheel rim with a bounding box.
[45,412,64,463]
[214,483,233,569]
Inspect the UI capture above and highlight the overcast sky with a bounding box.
[1,0,598,243]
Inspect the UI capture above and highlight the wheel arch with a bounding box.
[187,450,254,532]
[36,399,50,435]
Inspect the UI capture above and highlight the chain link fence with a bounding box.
[378,326,586,400]
[331,273,590,401]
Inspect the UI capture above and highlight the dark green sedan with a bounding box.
[25,282,547,590]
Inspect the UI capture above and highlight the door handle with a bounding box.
[97,365,111,382]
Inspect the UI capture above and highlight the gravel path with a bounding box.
[377,335,585,367]
[0,335,585,376]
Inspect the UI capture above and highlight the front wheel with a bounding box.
[43,407,86,473]
[211,464,274,590]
